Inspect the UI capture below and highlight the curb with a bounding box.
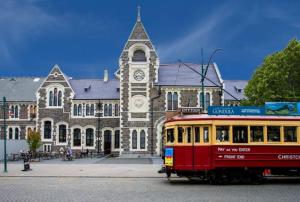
[0,175,165,179]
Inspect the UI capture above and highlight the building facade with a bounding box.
[0,12,246,157]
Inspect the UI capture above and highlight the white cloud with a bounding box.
[157,3,235,61]
[0,1,59,62]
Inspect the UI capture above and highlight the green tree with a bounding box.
[27,131,42,157]
[244,39,300,105]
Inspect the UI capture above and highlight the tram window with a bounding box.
[233,126,248,143]
[187,127,192,143]
[250,126,264,142]
[178,127,184,143]
[216,126,229,142]
[284,126,297,142]
[267,126,281,142]
[194,127,200,143]
[203,127,209,143]
[167,129,174,143]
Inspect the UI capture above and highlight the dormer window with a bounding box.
[132,50,146,62]
[48,87,63,107]
[234,86,242,93]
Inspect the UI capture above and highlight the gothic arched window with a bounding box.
[58,125,67,143]
[15,128,19,140]
[73,104,78,116]
[49,91,53,106]
[167,92,172,110]
[78,104,82,116]
[58,91,62,106]
[90,104,95,116]
[86,128,94,147]
[205,92,211,110]
[53,88,58,106]
[140,130,146,149]
[44,121,52,139]
[9,128,13,139]
[114,130,120,149]
[86,104,90,116]
[173,92,178,110]
[132,130,137,149]
[73,128,81,146]
[132,50,146,62]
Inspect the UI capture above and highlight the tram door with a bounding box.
[193,126,211,170]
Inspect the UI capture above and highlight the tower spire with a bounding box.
[137,6,141,22]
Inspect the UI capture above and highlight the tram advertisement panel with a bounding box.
[265,102,300,115]
[213,146,300,167]
[165,148,174,166]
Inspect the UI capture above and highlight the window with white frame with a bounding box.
[131,129,147,150]
[29,105,37,119]
[114,130,120,149]
[9,105,19,119]
[132,130,138,149]
[7,126,22,140]
[8,127,13,139]
[58,124,67,143]
[104,104,113,117]
[86,128,94,147]
[43,121,52,139]
[167,92,178,111]
[114,104,120,117]
[73,128,81,146]
[48,87,63,107]
[43,144,51,152]
[73,103,95,117]
[199,92,211,110]
[15,128,19,140]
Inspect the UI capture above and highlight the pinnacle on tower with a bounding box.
[137,6,141,22]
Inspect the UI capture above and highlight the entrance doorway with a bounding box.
[104,130,112,154]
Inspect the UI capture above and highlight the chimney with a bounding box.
[103,69,109,82]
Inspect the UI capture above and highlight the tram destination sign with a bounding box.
[180,107,202,114]
[208,106,265,116]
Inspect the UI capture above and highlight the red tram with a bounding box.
[163,114,300,183]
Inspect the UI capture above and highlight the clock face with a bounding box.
[133,70,145,81]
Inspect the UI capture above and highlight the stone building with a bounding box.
[0,11,246,157]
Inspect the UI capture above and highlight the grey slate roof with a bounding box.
[0,77,44,101]
[69,79,120,100]
[158,63,222,87]
[223,80,248,100]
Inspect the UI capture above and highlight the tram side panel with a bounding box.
[174,146,193,170]
[193,145,212,170]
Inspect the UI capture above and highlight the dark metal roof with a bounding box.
[0,77,44,101]
[223,80,248,100]
[158,63,222,87]
[69,79,120,100]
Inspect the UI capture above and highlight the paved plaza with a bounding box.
[1,177,300,202]
[0,158,299,202]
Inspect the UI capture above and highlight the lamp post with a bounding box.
[201,48,222,112]
[1,97,8,172]
[97,101,102,156]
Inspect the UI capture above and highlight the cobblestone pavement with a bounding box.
[0,177,300,202]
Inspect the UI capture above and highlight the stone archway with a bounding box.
[154,116,166,156]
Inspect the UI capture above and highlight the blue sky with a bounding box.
[0,0,299,80]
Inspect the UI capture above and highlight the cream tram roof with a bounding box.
[166,114,300,122]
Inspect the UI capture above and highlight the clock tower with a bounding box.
[119,7,160,156]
